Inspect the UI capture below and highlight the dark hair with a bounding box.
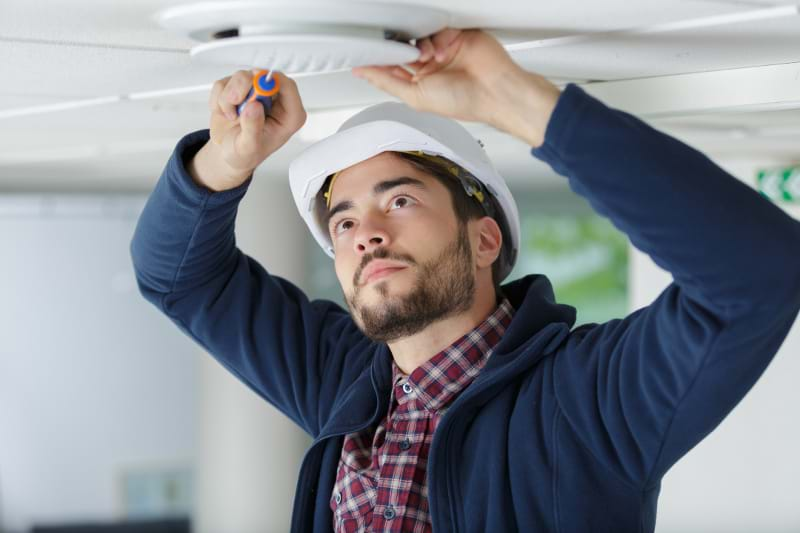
[314,151,511,294]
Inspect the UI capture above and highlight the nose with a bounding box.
[353,216,391,256]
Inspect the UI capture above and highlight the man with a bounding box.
[130,29,800,532]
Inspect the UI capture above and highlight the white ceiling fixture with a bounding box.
[155,1,450,72]
[154,0,800,78]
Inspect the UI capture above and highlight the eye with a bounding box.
[332,219,353,236]
[390,195,417,210]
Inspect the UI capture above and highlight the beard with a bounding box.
[345,222,476,343]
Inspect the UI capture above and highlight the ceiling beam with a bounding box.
[577,61,800,118]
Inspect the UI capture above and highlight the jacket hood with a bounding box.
[496,273,577,354]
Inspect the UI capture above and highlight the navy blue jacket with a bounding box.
[130,84,800,532]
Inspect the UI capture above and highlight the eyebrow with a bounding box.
[327,176,427,223]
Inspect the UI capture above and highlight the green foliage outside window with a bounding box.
[508,212,629,326]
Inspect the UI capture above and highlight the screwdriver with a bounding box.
[236,69,280,117]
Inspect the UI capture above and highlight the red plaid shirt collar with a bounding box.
[389,297,515,413]
[331,298,515,532]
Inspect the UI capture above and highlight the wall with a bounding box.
[0,195,196,531]
[193,172,313,533]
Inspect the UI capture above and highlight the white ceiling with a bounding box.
[0,0,799,192]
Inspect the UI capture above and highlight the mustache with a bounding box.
[354,247,416,286]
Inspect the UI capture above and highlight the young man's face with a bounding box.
[326,151,477,342]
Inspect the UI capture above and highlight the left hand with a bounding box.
[351,29,561,146]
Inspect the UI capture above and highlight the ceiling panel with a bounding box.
[0,41,212,104]
[448,0,752,33]
[510,12,800,80]
[1,0,799,190]
[0,0,750,45]
[0,0,193,49]
[653,108,800,159]
[0,0,757,104]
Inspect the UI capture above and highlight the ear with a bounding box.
[472,216,502,270]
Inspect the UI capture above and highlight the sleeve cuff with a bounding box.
[530,83,594,171]
[169,128,253,208]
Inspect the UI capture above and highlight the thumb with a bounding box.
[237,100,266,155]
[353,66,418,106]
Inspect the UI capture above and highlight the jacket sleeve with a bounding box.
[129,129,371,438]
[532,85,800,489]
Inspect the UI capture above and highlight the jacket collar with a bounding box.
[492,273,576,355]
[321,274,576,440]
[381,274,572,386]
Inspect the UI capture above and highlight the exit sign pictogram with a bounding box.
[757,166,800,203]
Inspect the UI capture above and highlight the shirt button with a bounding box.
[383,506,396,520]
[334,492,341,504]
[399,438,411,451]
[402,382,413,394]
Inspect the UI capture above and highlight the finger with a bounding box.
[208,76,230,113]
[406,60,429,71]
[209,110,229,145]
[431,28,463,61]
[353,65,403,81]
[219,70,254,121]
[264,72,307,133]
[391,66,414,82]
[237,100,265,156]
[416,36,435,62]
[411,59,443,81]
[209,95,237,146]
[353,66,418,106]
[411,30,464,81]
[415,36,461,81]
[431,37,461,72]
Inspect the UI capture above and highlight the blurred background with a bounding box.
[1,0,799,532]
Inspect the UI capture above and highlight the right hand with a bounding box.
[191,70,307,191]
[352,29,559,147]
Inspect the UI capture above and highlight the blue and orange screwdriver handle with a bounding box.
[236,69,280,117]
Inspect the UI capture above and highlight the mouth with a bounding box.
[363,266,407,285]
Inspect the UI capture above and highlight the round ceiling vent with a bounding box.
[155,1,451,73]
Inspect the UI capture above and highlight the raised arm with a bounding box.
[533,84,800,487]
[130,72,370,437]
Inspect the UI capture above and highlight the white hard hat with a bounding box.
[288,102,520,282]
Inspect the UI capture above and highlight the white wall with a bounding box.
[0,179,315,533]
[194,171,313,533]
[628,165,800,532]
[0,195,197,531]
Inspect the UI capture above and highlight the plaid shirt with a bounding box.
[331,298,514,532]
